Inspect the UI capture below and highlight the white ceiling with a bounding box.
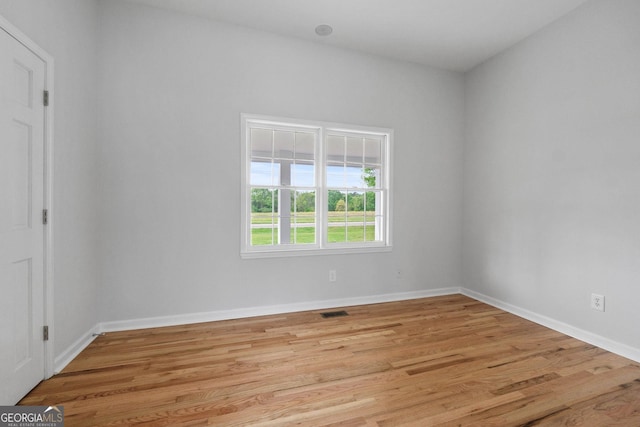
[122,0,590,72]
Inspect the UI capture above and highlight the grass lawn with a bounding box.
[251,225,376,245]
[251,211,375,225]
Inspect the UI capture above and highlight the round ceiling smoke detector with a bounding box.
[315,24,333,36]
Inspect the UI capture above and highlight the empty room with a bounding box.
[1,0,639,425]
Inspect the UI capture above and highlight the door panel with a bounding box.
[8,120,31,229]
[0,27,46,405]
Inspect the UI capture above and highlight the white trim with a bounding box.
[54,287,640,372]
[0,14,56,379]
[0,15,52,61]
[461,288,640,363]
[98,287,460,333]
[53,326,99,374]
[54,288,458,372]
[241,245,392,259]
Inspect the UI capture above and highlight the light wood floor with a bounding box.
[21,295,640,426]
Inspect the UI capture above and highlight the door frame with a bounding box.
[0,13,55,379]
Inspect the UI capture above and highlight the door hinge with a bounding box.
[43,90,49,107]
[43,326,49,341]
[42,209,48,225]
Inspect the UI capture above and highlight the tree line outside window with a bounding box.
[251,167,377,213]
[251,189,377,213]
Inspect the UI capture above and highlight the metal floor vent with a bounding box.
[321,310,349,318]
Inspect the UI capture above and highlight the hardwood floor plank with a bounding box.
[20,295,640,426]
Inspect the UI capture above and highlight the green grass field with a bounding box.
[251,225,376,245]
[250,211,379,245]
[251,211,375,224]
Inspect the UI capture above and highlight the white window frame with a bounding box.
[241,114,392,259]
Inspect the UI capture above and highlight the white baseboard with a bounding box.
[97,287,461,333]
[56,285,638,374]
[54,288,458,373]
[461,287,640,363]
[53,326,100,374]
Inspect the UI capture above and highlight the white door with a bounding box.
[0,27,46,405]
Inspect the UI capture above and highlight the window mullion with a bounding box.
[317,127,326,249]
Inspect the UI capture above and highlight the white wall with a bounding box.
[10,0,636,370]
[97,0,464,322]
[0,1,101,357]
[464,0,640,350]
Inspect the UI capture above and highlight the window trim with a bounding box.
[241,113,393,259]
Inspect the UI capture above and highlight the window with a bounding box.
[241,114,392,258]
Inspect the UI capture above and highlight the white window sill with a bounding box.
[241,245,392,259]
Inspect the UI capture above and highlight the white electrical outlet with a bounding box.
[591,293,605,312]
[329,270,336,282]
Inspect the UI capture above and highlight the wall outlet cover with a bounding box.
[591,293,605,312]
